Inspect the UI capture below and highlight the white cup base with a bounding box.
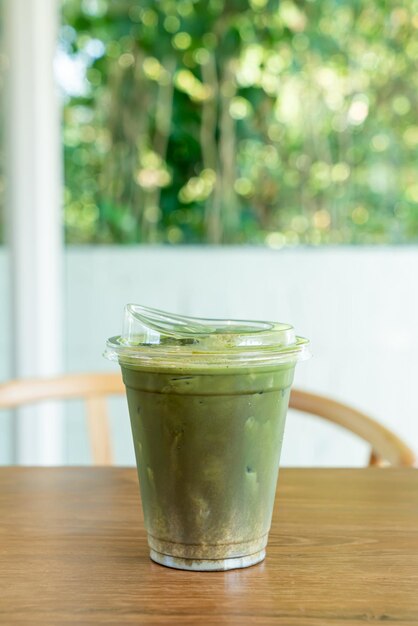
[149,548,266,571]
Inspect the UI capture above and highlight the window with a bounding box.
[59,0,418,245]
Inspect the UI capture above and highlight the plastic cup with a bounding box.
[105,304,309,571]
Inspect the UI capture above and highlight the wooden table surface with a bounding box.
[1,468,418,626]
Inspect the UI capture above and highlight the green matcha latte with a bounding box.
[105,304,310,571]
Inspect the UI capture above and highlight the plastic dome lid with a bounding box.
[105,304,310,368]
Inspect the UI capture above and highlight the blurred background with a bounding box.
[0,0,417,466]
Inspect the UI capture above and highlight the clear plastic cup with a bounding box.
[105,304,310,571]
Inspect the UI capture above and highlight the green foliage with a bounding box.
[61,0,418,245]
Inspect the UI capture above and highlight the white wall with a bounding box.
[64,246,418,467]
[1,246,417,465]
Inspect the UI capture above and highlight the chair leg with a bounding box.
[86,397,113,465]
[369,449,383,467]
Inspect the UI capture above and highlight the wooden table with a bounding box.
[1,468,418,625]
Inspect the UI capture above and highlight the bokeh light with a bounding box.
[55,0,418,245]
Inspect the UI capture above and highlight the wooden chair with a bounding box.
[290,389,416,467]
[0,373,415,467]
[0,373,125,465]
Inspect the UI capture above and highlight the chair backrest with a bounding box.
[0,373,125,465]
[0,374,415,467]
[289,389,416,467]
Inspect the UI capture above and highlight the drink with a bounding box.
[105,305,309,571]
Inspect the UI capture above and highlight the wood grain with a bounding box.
[0,468,418,625]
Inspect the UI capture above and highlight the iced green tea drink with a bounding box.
[105,304,309,571]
